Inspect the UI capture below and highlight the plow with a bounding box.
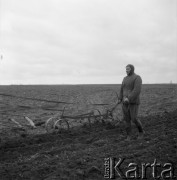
[0,91,122,135]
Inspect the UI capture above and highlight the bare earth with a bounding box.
[0,84,177,179]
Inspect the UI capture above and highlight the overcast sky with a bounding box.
[0,0,176,84]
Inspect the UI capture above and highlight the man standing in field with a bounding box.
[118,64,144,141]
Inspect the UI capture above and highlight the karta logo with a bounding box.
[104,158,176,179]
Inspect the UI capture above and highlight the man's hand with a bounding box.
[123,97,129,105]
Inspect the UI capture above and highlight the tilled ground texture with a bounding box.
[0,109,177,180]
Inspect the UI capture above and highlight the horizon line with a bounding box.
[0,83,176,86]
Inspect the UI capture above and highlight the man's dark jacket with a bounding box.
[119,73,142,105]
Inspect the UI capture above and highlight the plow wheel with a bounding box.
[53,119,70,132]
[45,117,57,133]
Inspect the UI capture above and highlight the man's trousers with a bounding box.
[122,104,143,136]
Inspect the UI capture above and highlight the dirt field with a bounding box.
[0,84,177,179]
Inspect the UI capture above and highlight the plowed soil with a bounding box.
[0,84,177,180]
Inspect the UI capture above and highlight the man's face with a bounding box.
[126,66,131,75]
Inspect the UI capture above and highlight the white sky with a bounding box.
[0,0,176,84]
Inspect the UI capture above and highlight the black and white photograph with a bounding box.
[0,0,177,179]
